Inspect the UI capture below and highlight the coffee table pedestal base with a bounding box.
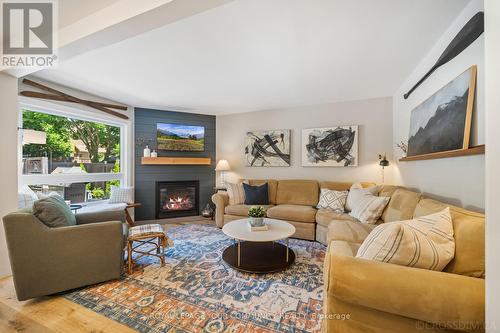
[222,241,295,273]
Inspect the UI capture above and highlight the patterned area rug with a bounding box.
[65,224,325,332]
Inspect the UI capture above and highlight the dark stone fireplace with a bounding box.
[156,180,199,219]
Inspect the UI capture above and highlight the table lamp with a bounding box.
[215,160,230,187]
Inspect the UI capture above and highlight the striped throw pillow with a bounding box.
[317,188,348,213]
[345,183,381,212]
[348,191,389,224]
[356,208,455,271]
[109,186,134,204]
[226,182,246,205]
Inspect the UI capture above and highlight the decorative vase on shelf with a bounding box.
[151,150,158,158]
[249,217,264,227]
[143,145,151,157]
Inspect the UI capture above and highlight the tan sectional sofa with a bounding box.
[324,189,485,333]
[212,179,485,332]
[211,179,373,242]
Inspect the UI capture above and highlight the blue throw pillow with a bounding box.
[243,183,269,205]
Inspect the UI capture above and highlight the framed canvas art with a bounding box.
[302,126,358,167]
[407,65,477,157]
[245,129,291,167]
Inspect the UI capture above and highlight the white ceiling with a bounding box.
[35,0,470,115]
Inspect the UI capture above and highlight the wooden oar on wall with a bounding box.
[21,79,129,120]
[403,11,484,100]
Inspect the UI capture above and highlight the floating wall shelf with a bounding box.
[141,157,211,165]
[399,145,485,162]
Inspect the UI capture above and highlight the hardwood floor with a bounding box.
[0,217,215,333]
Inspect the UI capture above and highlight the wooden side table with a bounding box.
[126,224,167,274]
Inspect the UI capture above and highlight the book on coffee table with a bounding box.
[248,221,268,232]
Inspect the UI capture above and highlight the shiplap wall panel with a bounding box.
[134,107,216,221]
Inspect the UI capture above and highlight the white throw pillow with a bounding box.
[345,183,381,212]
[109,186,134,204]
[317,188,348,213]
[226,181,248,205]
[349,193,389,224]
[356,208,455,271]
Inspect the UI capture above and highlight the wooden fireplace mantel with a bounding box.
[141,157,211,165]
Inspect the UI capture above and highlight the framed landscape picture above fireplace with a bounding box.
[157,123,205,152]
[407,65,476,158]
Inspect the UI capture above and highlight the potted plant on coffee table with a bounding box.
[248,206,266,227]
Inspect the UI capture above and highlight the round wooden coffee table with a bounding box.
[222,218,296,273]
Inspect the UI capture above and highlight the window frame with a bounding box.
[18,97,131,193]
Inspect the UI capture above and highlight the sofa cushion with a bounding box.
[33,195,76,228]
[266,204,317,223]
[316,209,358,227]
[328,240,361,257]
[414,198,485,278]
[243,183,269,205]
[225,204,274,216]
[378,185,400,198]
[327,220,377,244]
[382,188,422,222]
[246,179,278,204]
[357,208,455,272]
[276,180,319,206]
[320,181,376,191]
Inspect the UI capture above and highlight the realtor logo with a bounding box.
[1,0,57,68]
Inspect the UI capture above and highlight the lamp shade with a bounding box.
[215,159,230,171]
[22,129,47,145]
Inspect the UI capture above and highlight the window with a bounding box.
[19,105,129,204]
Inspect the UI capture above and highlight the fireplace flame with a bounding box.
[164,196,193,210]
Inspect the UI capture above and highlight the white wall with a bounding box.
[217,97,393,184]
[0,73,19,277]
[392,0,485,211]
[485,0,500,331]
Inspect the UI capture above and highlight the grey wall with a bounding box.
[217,97,393,184]
[392,0,484,211]
[134,108,215,221]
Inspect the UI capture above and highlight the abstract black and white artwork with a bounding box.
[245,130,291,167]
[302,126,358,167]
[407,66,476,157]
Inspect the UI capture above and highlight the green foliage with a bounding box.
[90,187,105,199]
[248,206,266,218]
[22,110,72,159]
[22,110,120,163]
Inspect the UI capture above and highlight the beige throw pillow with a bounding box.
[356,208,455,271]
[226,182,246,205]
[345,183,381,212]
[317,188,348,213]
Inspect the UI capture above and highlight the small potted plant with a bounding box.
[248,206,266,227]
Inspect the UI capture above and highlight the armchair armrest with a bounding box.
[326,254,485,332]
[76,209,126,224]
[211,192,229,228]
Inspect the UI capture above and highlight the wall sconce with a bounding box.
[379,153,389,184]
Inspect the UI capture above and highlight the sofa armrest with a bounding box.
[76,209,126,224]
[211,192,229,228]
[326,254,485,332]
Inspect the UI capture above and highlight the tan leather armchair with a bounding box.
[3,209,126,301]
